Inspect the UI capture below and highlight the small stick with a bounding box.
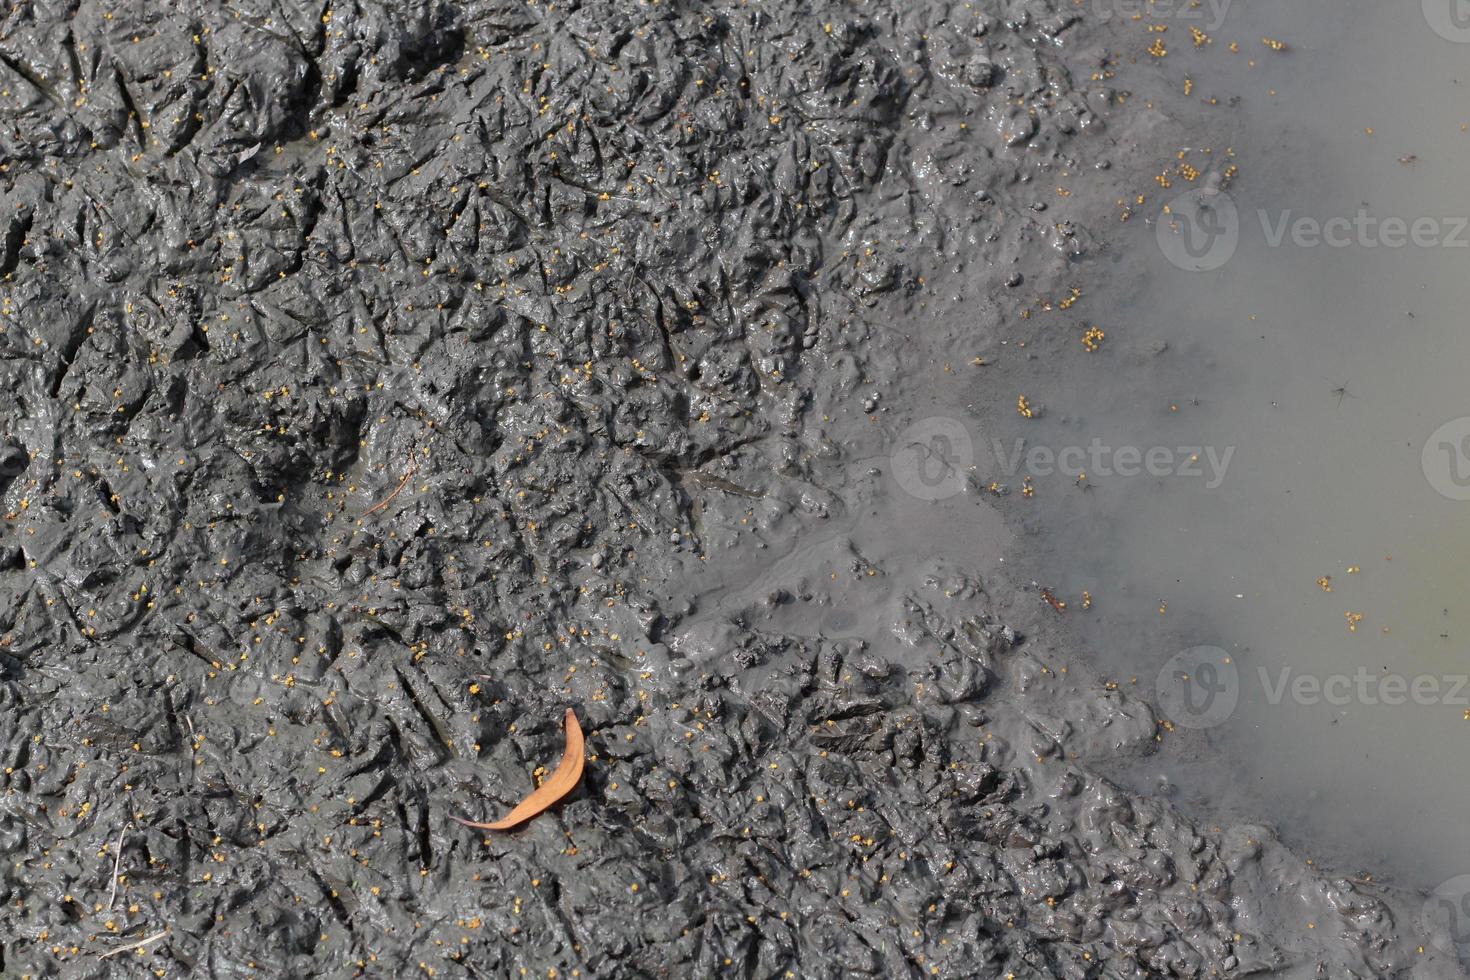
[106,822,132,910]
[98,930,167,960]
[362,455,418,516]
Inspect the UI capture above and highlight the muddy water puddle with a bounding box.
[970,0,1470,889]
[663,0,1468,923]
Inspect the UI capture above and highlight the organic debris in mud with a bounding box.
[361,453,419,517]
[97,930,168,961]
[451,709,584,832]
[104,822,130,912]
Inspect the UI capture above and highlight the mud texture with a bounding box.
[0,0,1419,977]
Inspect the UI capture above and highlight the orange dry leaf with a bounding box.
[451,708,584,831]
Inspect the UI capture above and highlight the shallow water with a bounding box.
[983,0,1470,889]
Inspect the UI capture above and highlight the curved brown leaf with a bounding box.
[450,708,584,831]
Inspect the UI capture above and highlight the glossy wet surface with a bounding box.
[987,0,1470,889]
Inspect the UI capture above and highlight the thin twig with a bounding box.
[106,822,132,910]
[362,454,418,516]
[98,930,167,960]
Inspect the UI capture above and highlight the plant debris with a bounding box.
[450,709,584,831]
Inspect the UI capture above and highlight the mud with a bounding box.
[0,0,1441,977]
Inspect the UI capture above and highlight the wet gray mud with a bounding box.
[0,0,1442,977]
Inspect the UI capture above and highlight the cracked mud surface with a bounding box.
[0,0,1435,976]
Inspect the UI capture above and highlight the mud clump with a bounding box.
[0,0,1411,977]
